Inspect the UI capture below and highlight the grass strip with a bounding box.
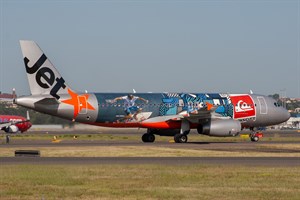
[0,164,300,200]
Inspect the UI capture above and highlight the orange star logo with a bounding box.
[61,89,95,119]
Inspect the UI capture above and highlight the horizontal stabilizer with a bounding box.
[35,98,60,105]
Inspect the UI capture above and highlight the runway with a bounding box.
[1,157,300,166]
[3,140,300,153]
[1,129,300,166]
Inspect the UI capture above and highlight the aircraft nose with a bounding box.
[277,108,290,124]
[282,110,290,122]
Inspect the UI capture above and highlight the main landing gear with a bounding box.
[141,131,190,143]
[174,120,190,143]
[174,131,189,143]
[141,133,155,143]
[141,120,191,143]
[141,122,191,143]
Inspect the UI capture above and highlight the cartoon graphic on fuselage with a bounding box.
[15,40,291,143]
[95,93,251,123]
[109,94,149,122]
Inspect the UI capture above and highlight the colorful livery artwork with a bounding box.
[15,40,290,143]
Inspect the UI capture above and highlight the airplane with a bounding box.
[14,40,290,143]
[0,111,32,133]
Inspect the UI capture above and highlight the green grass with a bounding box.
[0,165,300,200]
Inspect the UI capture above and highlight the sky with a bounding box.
[0,0,299,97]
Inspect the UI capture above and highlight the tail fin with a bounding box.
[26,110,30,121]
[19,40,70,99]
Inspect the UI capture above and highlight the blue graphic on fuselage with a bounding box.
[94,93,233,123]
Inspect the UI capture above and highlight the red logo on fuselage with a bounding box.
[230,95,256,119]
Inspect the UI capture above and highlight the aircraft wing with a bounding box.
[177,103,221,123]
[141,115,184,123]
[142,103,222,124]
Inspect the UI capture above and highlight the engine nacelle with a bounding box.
[4,125,19,133]
[197,119,241,137]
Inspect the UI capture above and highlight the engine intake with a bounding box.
[4,125,19,133]
[197,119,241,137]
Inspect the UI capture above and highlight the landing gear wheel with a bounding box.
[251,136,259,142]
[250,132,263,142]
[174,134,188,143]
[142,133,155,143]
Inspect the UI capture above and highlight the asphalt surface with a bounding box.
[1,129,300,166]
[1,157,300,166]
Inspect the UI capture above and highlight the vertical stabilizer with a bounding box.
[19,40,70,99]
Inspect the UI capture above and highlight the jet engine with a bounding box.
[4,125,19,133]
[197,119,241,137]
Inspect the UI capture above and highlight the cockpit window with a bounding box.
[274,102,282,107]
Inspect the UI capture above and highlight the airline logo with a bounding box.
[24,54,66,99]
[230,95,256,119]
[62,89,95,119]
[235,100,253,112]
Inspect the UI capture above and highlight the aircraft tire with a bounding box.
[250,136,259,142]
[142,133,155,143]
[174,134,188,143]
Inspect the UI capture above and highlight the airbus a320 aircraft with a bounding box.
[15,40,290,143]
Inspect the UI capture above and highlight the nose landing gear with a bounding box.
[250,132,264,142]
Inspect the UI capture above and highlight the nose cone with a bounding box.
[28,122,32,128]
[270,107,291,125]
[276,108,290,124]
[282,110,290,122]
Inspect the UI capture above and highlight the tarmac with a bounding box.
[1,129,300,166]
[1,157,300,166]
